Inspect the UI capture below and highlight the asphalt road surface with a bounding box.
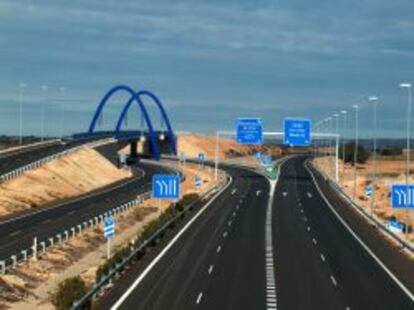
[99,165,271,310]
[0,161,174,266]
[98,157,414,310]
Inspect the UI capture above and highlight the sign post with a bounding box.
[198,153,205,169]
[104,216,115,259]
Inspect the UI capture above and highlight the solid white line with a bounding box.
[305,162,414,302]
[331,275,338,287]
[196,292,203,304]
[110,175,233,310]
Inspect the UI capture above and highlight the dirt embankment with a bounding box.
[0,162,220,310]
[0,148,132,219]
[314,156,414,242]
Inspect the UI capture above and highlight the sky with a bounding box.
[0,0,413,138]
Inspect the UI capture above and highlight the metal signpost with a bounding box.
[152,174,181,200]
[255,151,262,160]
[104,216,115,259]
[198,153,205,169]
[284,118,311,146]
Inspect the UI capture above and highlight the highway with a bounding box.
[0,161,174,267]
[96,157,414,310]
[98,165,271,310]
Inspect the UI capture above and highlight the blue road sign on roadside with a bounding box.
[104,216,115,239]
[365,185,373,198]
[195,174,202,187]
[391,184,414,209]
[152,174,180,200]
[284,118,311,146]
[198,153,205,164]
[236,118,263,145]
[263,154,272,166]
[387,220,404,234]
[255,151,262,160]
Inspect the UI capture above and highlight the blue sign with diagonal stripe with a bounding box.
[104,216,115,239]
[152,174,180,200]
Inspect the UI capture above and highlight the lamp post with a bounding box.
[18,83,27,145]
[334,113,340,181]
[400,83,412,239]
[41,85,48,142]
[59,87,66,140]
[341,110,347,180]
[352,104,359,199]
[368,96,379,216]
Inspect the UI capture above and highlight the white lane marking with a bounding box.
[208,265,214,274]
[312,238,317,245]
[231,189,237,195]
[216,245,222,253]
[228,220,232,226]
[236,205,239,210]
[307,226,311,232]
[110,175,234,310]
[300,209,304,213]
[331,275,338,287]
[9,230,21,237]
[196,292,203,304]
[320,253,326,262]
[232,211,236,217]
[282,192,287,197]
[305,162,414,302]
[223,231,228,238]
[257,190,262,196]
[307,192,313,198]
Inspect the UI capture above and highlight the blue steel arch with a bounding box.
[88,85,161,160]
[116,89,177,155]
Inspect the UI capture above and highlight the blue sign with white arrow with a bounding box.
[387,220,404,234]
[365,185,373,198]
[284,118,311,146]
[198,153,205,164]
[104,216,115,239]
[236,118,263,145]
[195,174,202,188]
[391,184,414,209]
[152,174,180,200]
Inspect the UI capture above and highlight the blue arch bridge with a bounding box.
[73,85,177,161]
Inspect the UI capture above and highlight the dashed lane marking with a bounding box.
[320,253,326,262]
[208,265,214,275]
[196,292,203,304]
[223,231,228,238]
[216,245,222,253]
[331,275,338,287]
[307,192,313,198]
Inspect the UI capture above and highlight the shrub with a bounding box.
[339,142,370,165]
[52,276,87,310]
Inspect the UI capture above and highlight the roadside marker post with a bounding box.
[104,216,115,259]
[195,174,202,189]
[198,153,205,170]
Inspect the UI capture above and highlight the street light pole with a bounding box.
[41,85,48,142]
[400,83,412,239]
[334,113,340,181]
[368,96,379,216]
[341,110,347,180]
[352,104,359,199]
[18,83,26,145]
[59,87,66,140]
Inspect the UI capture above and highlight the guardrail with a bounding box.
[0,191,152,275]
[309,160,414,253]
[71,172,229,309]
[0,138,115,184]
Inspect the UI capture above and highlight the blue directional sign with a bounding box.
[152,174,180,200]
[387,220,404,234]
[391,184,414,209]
[104,216,115,239]
[284,118,311,146]
[255,151,262,160]
[195,174,202,187]
[262,154,272,166]
[365,185,373,198]
[198,153,205,164]
[236,118,263,145]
